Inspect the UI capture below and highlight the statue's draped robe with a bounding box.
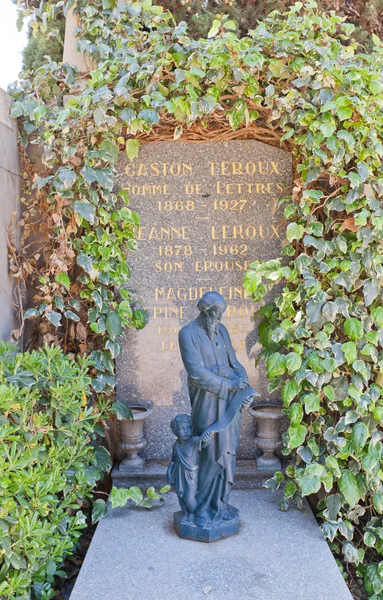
[178,316,248,523]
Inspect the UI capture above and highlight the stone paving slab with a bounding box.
[70,490,352,600]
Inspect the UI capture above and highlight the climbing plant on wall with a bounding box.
[10,0,383,596]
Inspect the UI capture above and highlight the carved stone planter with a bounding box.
[118,406,152,472]
[249,404,284,472]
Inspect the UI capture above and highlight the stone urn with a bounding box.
[118,406,152,472]
[249,403,284,471]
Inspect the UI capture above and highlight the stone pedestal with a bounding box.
[174,509,239,543]
[111,458,286,490]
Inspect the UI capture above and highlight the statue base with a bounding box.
[174,508,239,543]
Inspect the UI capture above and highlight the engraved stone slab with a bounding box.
[116,140,292,459]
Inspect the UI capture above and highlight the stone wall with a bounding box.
[0,88,21,341]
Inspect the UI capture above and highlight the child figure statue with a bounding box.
[167,414,212,524]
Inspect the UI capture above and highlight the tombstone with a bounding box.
[115,139,292,471]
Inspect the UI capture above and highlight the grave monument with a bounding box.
[115,139,292,466]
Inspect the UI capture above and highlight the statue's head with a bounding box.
[170,414,193,442]
[197,291,226,339]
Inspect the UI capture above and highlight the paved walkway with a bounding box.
[70,490,352,600]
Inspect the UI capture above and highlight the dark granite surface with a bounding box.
[116,140,292,459]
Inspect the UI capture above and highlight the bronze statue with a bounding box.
[167,291,259,542]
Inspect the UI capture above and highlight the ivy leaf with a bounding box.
[364,532,376,547]
[46,311,62,327]
[106,312,122,341]
[82,165,98,185]
[326,494,341,521]
[344,318,363,341]
[288,423,307,449]
[363,278,379,307]
[95,169,114,191]
[94,446,112,472]
[92,499,108,524]
[129,486,143,505]
[74,201,96,225]
[57,168,77,189]
[321,521,338,542]
[373,492,383,514]
[351,421,369,454]
[339,470,361,508]
[369,79,383,95]
[147,487,160,500]
[282,379,301,406]
[341,342,357,365]
[299,474,321,496]
[337,107,352,121]
[126,139,140,160]
[264,471,284,491]
[285,352,302,374]
[286,223,304,242]
[371,307,383,328]
[77,254,94,275]
[113,400,132,420]
[110,487,130,509]
[138,109,159,124]
[303,392,320,414]
[132,309,148,330]
[100,140,119,163]
[55,273,71,291]
[120,108,136,123]
[342,541,359,563]
[266,352,286,378]
[64,310,80,322]
[24,308,39,319]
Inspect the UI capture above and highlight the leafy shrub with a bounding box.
[0,343,111,600]
[242,6,383,596]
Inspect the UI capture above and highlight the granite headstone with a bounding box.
[116,140,292,459]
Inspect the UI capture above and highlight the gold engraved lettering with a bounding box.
[185,184,202,195]
[125,162,193,177]
[195,260,250,273]
[161,341,176,352]
[210,162,281,177]
[138,226,191,241]
[122,184,169,196]
[158,245,192,257]
[155,261,183,273]
[226,305,253,318]
[158,325,181,336]
[152,306,185,319]
[213,199,247,211]
[211,225,280,240]
[158,200,195,211]
[154,286,251,302]
[210,162,219,176]
[137,164,148,177]
[213,244,248,256]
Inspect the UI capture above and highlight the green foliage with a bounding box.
[240,4,383,596]
[92,484,171,522]
[0,343,111,600]
[10,0,383,596]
